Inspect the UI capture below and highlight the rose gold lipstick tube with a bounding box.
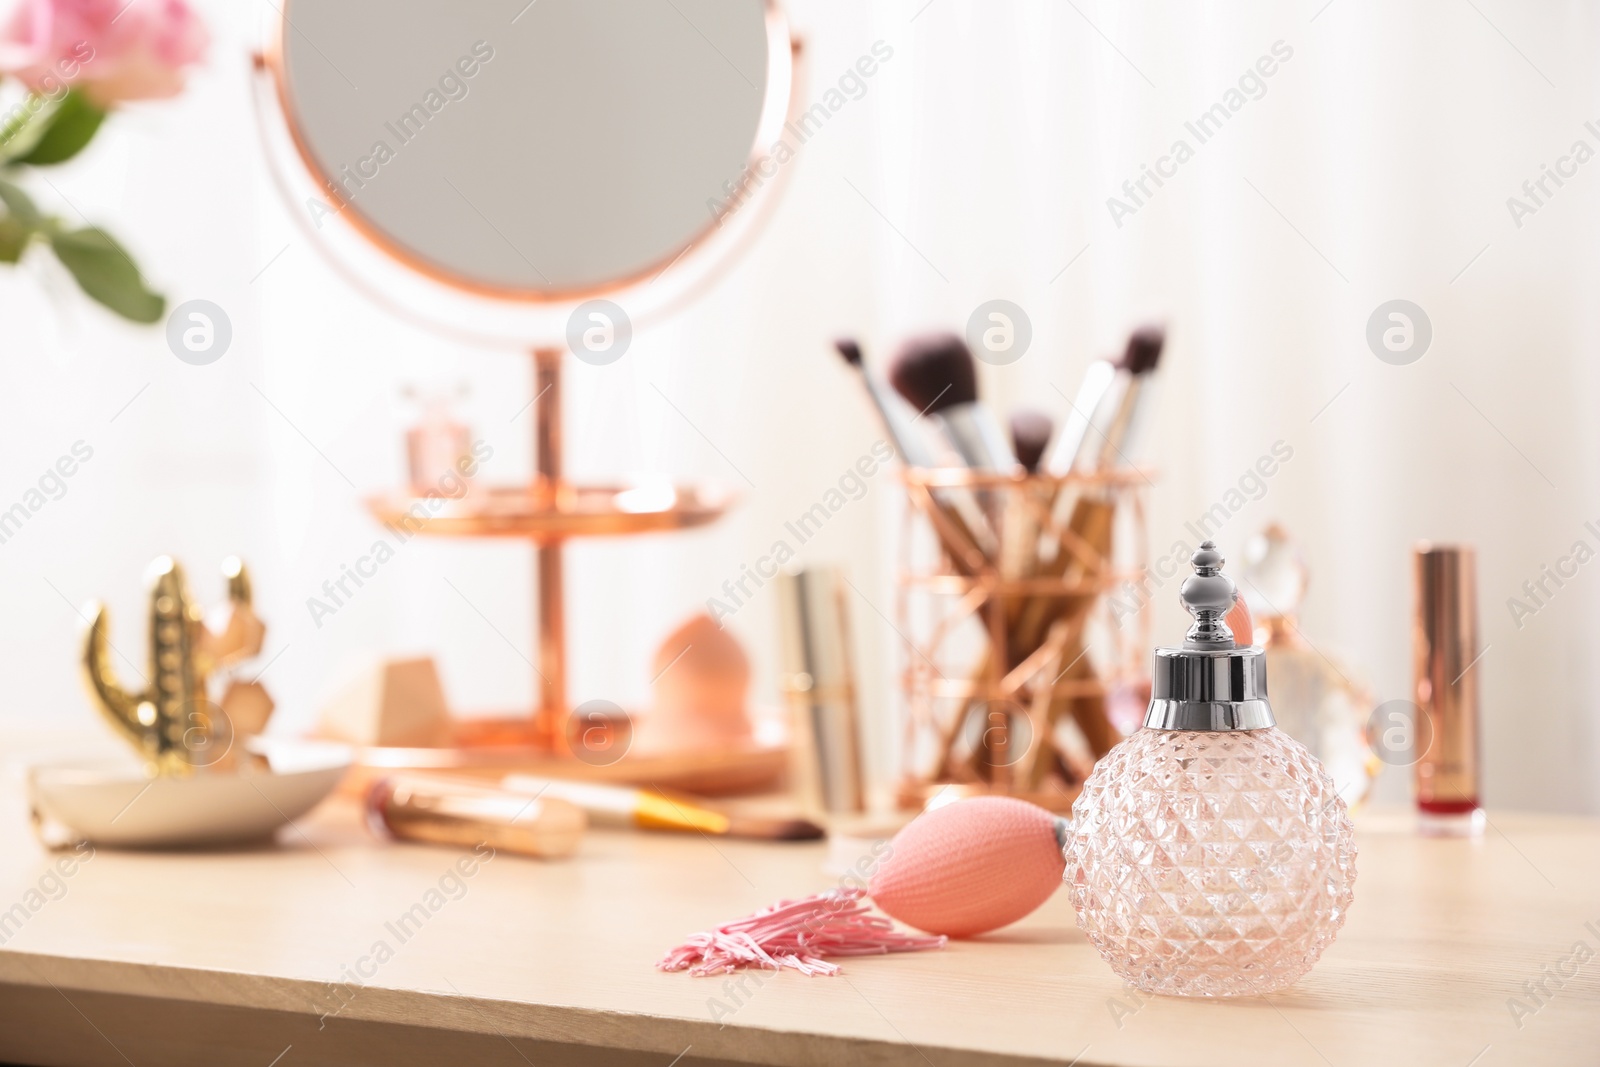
[1412,544,1484,835]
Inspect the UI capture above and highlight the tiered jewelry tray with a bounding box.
[348,349,784,793]
[365,483,734,542]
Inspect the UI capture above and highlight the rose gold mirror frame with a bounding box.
[259,0,801,307]
[252,2,805,763]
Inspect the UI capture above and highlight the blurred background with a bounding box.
[2,0,1596,813]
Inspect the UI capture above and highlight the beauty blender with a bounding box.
[658,797,1069,976]
[870,796,1067,938]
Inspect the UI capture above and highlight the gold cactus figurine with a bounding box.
[83,556,270,775]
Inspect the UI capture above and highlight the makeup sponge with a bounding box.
[869,796,1067,938]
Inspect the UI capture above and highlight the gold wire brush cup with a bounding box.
[894,465,1154,813]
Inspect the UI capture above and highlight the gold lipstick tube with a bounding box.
[777,567,866,815]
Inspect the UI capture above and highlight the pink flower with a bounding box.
[0,0,207,106]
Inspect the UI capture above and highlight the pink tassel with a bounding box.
[657,888,946,977]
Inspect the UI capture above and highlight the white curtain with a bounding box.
[2,0,1595,814]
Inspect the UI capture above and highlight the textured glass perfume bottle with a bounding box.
[1064,542,1356,997]
[1240,525,1378,808]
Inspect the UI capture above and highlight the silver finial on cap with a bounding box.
[1143,541,1276,732]
[1180,541,1237,649]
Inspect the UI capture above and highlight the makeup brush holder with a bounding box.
[895,467,1153,813]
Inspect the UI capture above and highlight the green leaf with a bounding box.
[0,96,49,160]
[13,90,106,167]
[0,177,41,224]
[0,214,31,262]
[0,176,43,261]
[50,227,165,323]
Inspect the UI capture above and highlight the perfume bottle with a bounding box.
[1063,542,1356,997]
[1240,524,1378,807]
[402,383,476,497]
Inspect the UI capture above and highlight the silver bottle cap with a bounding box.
[1143,542,1276,732]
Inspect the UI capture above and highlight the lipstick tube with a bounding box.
[777,567,866,815]
[1412,543,1484,834]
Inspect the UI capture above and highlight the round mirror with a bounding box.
[260,0,795,331]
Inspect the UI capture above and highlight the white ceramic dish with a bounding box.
[27,739,353,849]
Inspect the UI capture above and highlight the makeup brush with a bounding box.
[503,775,824,841]
[888,333,1018,473]
[999,408,1055,580]
[1027,324,1167,758]
[1040,361,1115,476]
[1040,326,1163,477]
[1074,325,1164,472]
[367,775,586,859]
[1009,409,1054,474]
[835,337,996,560]
[834,338,937,469]
[1040,325,1164,542]
[997,326,1167,747]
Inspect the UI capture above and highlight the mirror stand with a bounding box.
[256,0,799,793]
[356,349,778,790]
[531,346,566,750]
